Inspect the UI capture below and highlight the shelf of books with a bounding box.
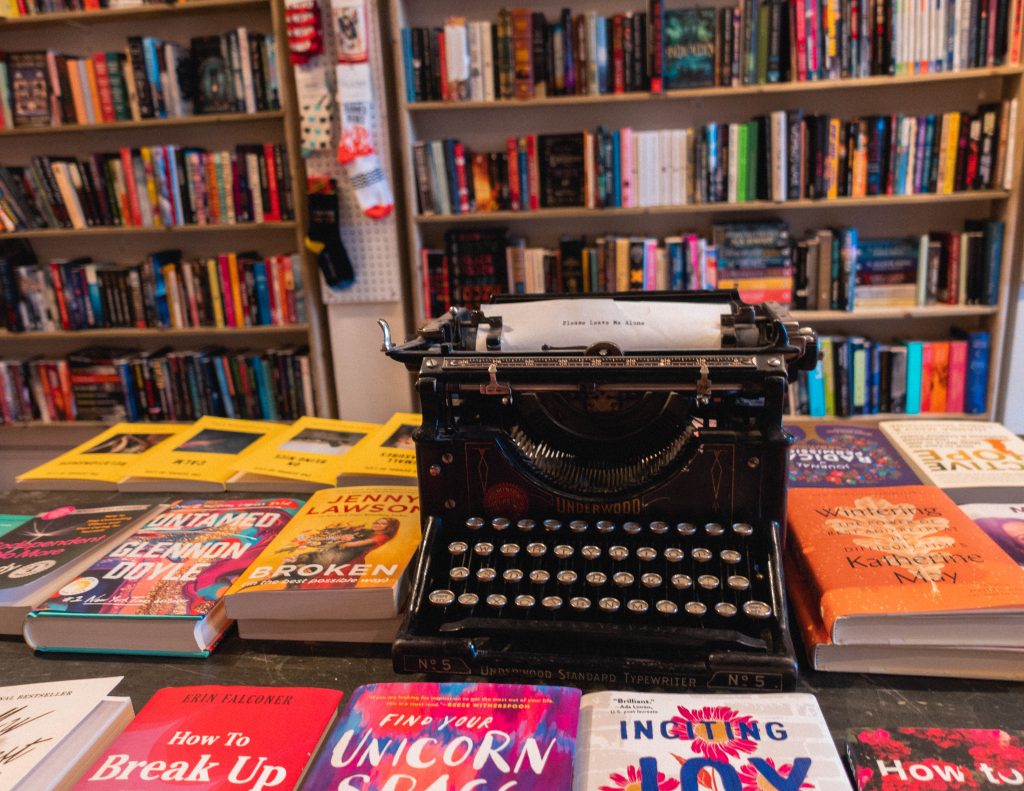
[0,0,338,428]
[390,0,1024,423]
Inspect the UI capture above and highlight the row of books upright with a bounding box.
[0,143,293,233]
[413,102,1017,216]
[402,0,1024,103]
[0,345,314,424]
[1,0,174,16]
[788,330,990,416]
[0,241,307,333]
[0,31,280,130]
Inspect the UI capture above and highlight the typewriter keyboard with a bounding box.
[425,516,777,639]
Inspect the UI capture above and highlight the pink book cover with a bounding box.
[947,339,968,413]
[620,127,633,208]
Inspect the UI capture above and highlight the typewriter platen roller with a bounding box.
[383,291,817,690]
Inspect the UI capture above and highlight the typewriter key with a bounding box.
[458,593,479,607]
[705,522,725,536]
[684,601,708,616]
[623,521,642,535]
[612,571,635,587]
[450,566,470,582]
[581,545,601,561]
[476,567,497,583]
[448,541,468,555]
[671,573,693,589]
[608,546,629,561]
[715,602,738,617]
[503,568,524,584]
[664,547,685,563]
[526,542,547,557]
[429,590,455,606]
[598,597,621,613]
[698,574,720,590]
[656,599,678,614]
[569,520,589,533]
[732,522,754,537]
[636,547,657,562]
[626,599,649,614]
[553,544,574,559]
[557,570,578,585]
[586,571,608,586]
[474,542,494,557]
[465,517,485,530]
[649,521,669,534]
[491,517,510,531]
[720,549,742,564]
[486,594,508,609]
[570,596,592,611]
[727,575,751,591]
[676,522,697,536]
[543,519,562,532]
[530,569,551,584]
[692,547,713,563]
[516,519,536,532]
[595,520,615,533]
[541,595,563,611]
[641,572,662,588]
[743,600,773,618]
[515,594,536,609]
[500,543,520,557]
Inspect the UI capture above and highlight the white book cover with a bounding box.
[1003,98,1019,190]
[0,676,122,790]
[573,692,852,791]
[771,110,787,202]
[480,22,495,102]
[467,21,483,101]
[880,420,1024,489]
[670,129,683,206]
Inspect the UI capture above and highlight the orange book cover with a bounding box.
[787,486,1024,644]
[929,341,950,412]
[919,341,934,412]
[66,59,88,125]
[84,57,104,126]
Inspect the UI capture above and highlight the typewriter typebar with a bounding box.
[383,291,818,690]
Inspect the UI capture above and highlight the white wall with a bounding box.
[1004,285,1024,433]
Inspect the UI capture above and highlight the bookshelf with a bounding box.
[0,0,337,427]
[386,0,1024,422]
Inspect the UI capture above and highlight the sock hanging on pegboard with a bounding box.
[284,0,334,156]
[330,0,394,220]
[306,177,356,289]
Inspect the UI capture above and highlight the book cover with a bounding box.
[300,682,580,790]
[337,412,419,483]
[848,728,1024,791]
[663,9,716,88]
[0,514,29,536]
[959,502,1024,567]
[224,485,421,620]
[537,133,585,208]
[787,422,919,488]
[73,685,343,790]
[574,691,852,791]
[9,51,50,128]
[880,420,1024,489]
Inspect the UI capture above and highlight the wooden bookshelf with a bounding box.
[792,306,1000,322]
[0,324,310,341]
[0,0,266,27]
[0,111,285,137]
[0,222,297,240]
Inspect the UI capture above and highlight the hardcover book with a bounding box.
[336,412,419,485]
[537,133,585,207]
[224,485,421,623]
[24,497,302,657]
[574,691,852,791]
[299,682,580,791]
[787,421,920,488]
[72,685,343,791]
[663,8,716,88]
[959,502,1024,566]
[15,423,183,491]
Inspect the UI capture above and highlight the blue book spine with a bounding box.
[444,139,460,214]
[706,124,719,201]
[869,342,881,413]
[807,358,826,417]
[115,361,139,422]
[965,330,990,413]
[905,341,923,414]
[141,37,165,118]
[86,274,102,327]
[840,227,858,311]
[896,120,910,194]
[984,221,1004,306]
[612,130,622,208]
[922,115,936,190]
[667,239,685,290]
[213,356,236,418]
[596,17,609,92]
[150,256,170,328]
[518,143,529,211]
[253,356,277,420]
[252,261,271,325]
[401,29,416,103]
[913,115,928,193]
[946,0,957,70]
[165,145,185,226]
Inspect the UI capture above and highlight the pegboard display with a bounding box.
[305,0,403,304]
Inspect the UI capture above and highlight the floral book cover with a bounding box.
[848,728,1024,790]
[573,691,853,791]
[787,423,919,488]
[299,682,580,790]
[32,498,302,619]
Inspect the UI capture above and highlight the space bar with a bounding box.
[438,617,767,651]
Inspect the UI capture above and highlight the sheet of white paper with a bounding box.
[479,299,724,351]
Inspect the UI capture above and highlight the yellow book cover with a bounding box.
[614,237,630,292]
[944,113,961,194]
[230,416,382,490]
[140,147,162,228]
[224,485,421,620]
[16,422,184,491]
[337,412,420,483]
[228,252,244,328]
[206,257,226,328]
[826,118,841,198]
[118,416,288,492]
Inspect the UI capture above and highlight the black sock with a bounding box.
[305,185,355,289]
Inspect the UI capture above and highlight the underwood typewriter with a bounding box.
[382,291,817,690]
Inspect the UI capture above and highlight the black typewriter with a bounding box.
[381,291,817,690]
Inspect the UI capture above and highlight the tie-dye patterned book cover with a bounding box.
[573,692,852,791]
[300,682,581,790]
[787,423,919,488]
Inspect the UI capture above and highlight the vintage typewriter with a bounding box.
[381,291,818,690]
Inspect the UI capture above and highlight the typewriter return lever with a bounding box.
[480,363,512,397]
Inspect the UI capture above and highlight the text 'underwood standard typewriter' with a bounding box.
[382,291,817,690]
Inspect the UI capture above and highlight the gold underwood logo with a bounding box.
[553,496,643,515]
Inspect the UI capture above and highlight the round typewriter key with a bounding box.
[626,598,649,614]
[743,600,773,619]
[692,547,713,563]
[503,568,524,584]
[698,574,720,590]
[500,543,520,558]
[526,542,547,557]
[515,594,536,609]
[569,520,589,533]
[516,519,536,532]
[491,517,510,531]
[727,575,751,591]
[608,546,629,561]
[486,594,508,609]
[476,567,497,583]
[649,520,669,535]
[465,517,485,530]
[429,590,455,606]
[671,573,693,589]
[705,522,725,536]
[636,547,657,562]
[541,595,563,611]
[598,597,621,613]
[715,602,738,618]
[586,571,607,587]
[623,521,642,535]
[612,571,635,587]
[450,566,470,582]
[570,596,592,611]
[448,541,468,555]
[553,544,574,559]
[664,547,685,563]
[457,592,479,607]
[656,599,678,615]
[543,519,562,532]
[473,542,494,557]
[732,522,754,537]
[641,572,663,588]
[581,545,601,561]
[684,601,708,616]
[676,522,697,536]
[557,570,578,585]
[720,549,742,564]
[595,520,615,533]
[529,569,551,584]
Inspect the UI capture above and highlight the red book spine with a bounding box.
[612,15,625,92]
[1011,0,1024,64]
[506,136,521,210]
[263,144,281,221]
[794,0,809,81]
[919,341,934,412]
[92,53,116,123]
[945,233,961,305]
[946,339,968,413]
[120,148,142,226]
[49,263,71,330]
[453,142,471,213]
[526,133,540,210]
[649,0,664,93]
[988,0,999,65]
[218,254,236,328]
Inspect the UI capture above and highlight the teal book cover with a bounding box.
[663,8,716,89]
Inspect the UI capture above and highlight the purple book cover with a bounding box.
[848,728,1024,791]
[300,682,581,790]
[33,498,302,619]
[787,423,920,488]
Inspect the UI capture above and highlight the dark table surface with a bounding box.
[1,489,1021,745]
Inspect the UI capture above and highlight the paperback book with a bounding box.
[336,412,420,485]
[959,502,1024,566]
[787,422,919,488]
